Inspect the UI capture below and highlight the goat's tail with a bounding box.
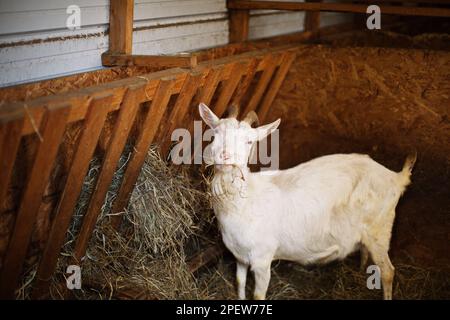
[398,151,417,188]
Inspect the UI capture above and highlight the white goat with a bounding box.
[198,103,416,300]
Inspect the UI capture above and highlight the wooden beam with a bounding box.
[109,0,134,55]
[304,0,322,32]
[0,103,70,299]
[31,94,114,299]
[102,54,198,69]
[227,0,450,17]
[187,245,225,273]
[229,8,250,43]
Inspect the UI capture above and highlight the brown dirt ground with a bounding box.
[267,43,449,269]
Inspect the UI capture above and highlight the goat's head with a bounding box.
[198,102,280,171]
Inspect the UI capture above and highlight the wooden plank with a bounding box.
[160,71,204,157]
[109,0,134,55]
[187,244,225,273]
[229,9,249,43]
[230,58,259,115]
[304,0,321,32]
[31,94,114,299]
[191,65,227,164]
[213,61,249,118]
[0,118,24,211]
[72,84,146,265]
[227,0,450,17]
[110,78,176,229]
[258,52,297,122]
[243,54,280,116]
[102,54,198,69]
[0,103,71,299]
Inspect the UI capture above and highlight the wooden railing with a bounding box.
[228,0,450,42]
[0,45,298,299]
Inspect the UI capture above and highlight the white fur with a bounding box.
[199,103,415,300]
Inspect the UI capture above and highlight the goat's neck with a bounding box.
[211,165,250,209]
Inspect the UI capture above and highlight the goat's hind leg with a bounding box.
[364,235,395,300]
[360,245,369,272]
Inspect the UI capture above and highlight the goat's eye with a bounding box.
[247,140,252,145]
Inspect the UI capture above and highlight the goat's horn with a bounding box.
[227,104,239,118]
[242,111,259,126]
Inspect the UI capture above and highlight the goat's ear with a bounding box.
[255,119,281,141]
[199,103,219,128]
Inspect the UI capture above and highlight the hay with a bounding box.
[47,145,213,299]
[197,257,450,300]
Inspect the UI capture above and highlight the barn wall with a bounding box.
[0,0,349,88]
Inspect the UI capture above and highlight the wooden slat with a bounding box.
[258,52,297,122]
[213,61,249,118]
[227,0,450,17]
[102,54,198,69]
[0,118,24,211]
[229,9,250,43]
[109,0,134,55]
[72,84,146,264]
[160,71,204,157]
[110,78,176,229]
[31,94,114,299]
[231,58,260,115]
[187,244,225,273]
[0,104,71,299]
[191,65,227,164]
[243,54,280,116]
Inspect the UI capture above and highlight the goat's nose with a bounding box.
[220,151,230,160]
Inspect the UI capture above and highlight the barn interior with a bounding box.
[0,1,449,300]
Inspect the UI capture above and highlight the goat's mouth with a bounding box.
[214,163,235,171]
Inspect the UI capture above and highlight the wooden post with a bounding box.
[109,0,134,55]
[304,0,321,32]
[229,8,250,43]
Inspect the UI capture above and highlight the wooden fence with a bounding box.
[0,45,297,299]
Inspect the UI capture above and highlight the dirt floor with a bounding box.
[267,44,450,267]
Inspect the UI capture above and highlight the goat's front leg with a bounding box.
[252,263,271,300]
[236,261,248,300]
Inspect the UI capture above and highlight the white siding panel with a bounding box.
[0,0,225,35]
[320,12,352,27]
[249,12,305,40]
[0,0,347,87]
[0,19,228,86]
